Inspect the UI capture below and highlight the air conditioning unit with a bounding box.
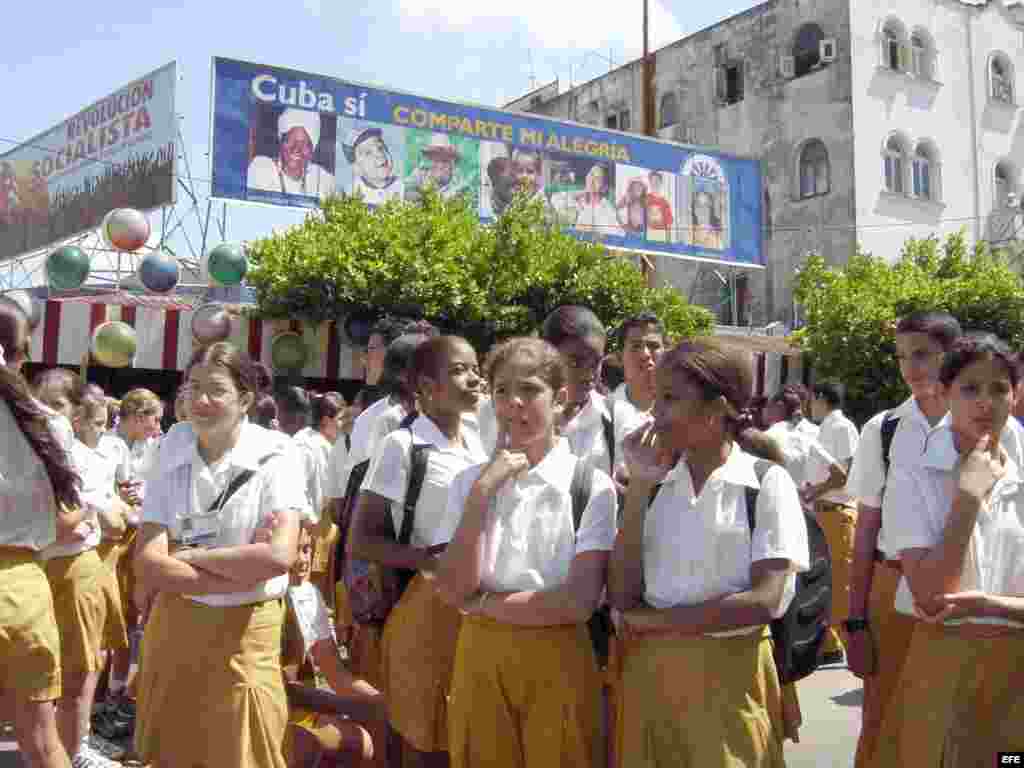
[820,38,837,63]
[779,55,795,79]
[1008,191,1020,210]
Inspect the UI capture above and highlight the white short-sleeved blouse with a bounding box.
[885,418,1024,628]
[362,414,487,548]
[141,420,310,607]
[446,439,617,593]
[643,444,810,636]
[0,400,58,551]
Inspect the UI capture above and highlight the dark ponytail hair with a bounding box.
[0,368,81,510]
[312,391,345,424]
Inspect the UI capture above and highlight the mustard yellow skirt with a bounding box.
[0,549,62,701]
[44,547,128,678]
[618,628,785,768]
[380,573,462,752]
[873,620,1024,767]
[96,528,139,626]
[855,561,916,768]
[448,615,605,768]
[135,593,289,768]
[309,516,339,612]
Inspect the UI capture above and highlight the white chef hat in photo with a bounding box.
[278,109,321,148]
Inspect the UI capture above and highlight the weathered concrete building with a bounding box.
[509,0,1024,326]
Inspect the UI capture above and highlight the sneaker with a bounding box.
[71,744,120,768]
[89,732,127,762]
[819,649,846,667]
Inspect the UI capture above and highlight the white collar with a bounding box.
[662,442,762,490]
[529,438,577,490]
[565,391,611,432]
[891,396,941,431]
[167,420,284,471]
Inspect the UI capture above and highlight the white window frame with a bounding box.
[883,136,908,194]
[912,143,941,202]
[798,140,830,199]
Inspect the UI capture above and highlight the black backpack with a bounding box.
[569,459,615,668]
[746,459,833,685]
[334,410,419,583]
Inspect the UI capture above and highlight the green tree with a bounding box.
[246,189,713,354]
[793,230,1024,424]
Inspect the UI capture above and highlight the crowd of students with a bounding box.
[2,297,1023,768]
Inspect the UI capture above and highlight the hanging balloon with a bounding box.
[191,303,232,346]
[207,243,248,286]
[0,290,43,331]
[46,246,91,291]
[102,208,151,252]
[270,331,307,370]
[91,321,137,368]
[138,250,180,294]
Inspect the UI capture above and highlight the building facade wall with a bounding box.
[850,0,1024,261]
[520,0,857,324]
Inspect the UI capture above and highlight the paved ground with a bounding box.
[0,664,864,767]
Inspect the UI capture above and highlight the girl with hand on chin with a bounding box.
[133,342,306,768]
[436,338,617,768]
[609,339,809,768]
[349,335,487,768]
[875,333,1024,765]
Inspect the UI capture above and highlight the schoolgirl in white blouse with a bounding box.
[609,338,809,768]
[134,342,307,768]
[437,337,617,768]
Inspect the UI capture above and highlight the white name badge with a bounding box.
[179,516,221,549]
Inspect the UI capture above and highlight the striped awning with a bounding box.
[29,298,362,380]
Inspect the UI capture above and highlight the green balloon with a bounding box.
[91,321,137,368]
[47,246,91,291]
[271,332,307,370]
[207,243,248,286]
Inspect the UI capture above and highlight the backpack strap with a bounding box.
[570,458,595,531]
[206,454,275,515]
[398,427,434,546]
[601,410,615,473]
[880,411,900,479]
[398,410,419,430]
[744,459,775,533]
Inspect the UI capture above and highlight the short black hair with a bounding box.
[896,311,962,351]
[541,305,606,347]
[813,381,842,408]
[616,311,665,347]
[939,332,1019,388]
[370,316,436,346]
[274,385,311,417]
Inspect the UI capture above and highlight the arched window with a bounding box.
[995,161,1015,208]
[799,140,830,198]
[990,53,1015,104]
[793,23,825,78]
[912,142,939,200]
[880,19,906,72]
[659,92,680,129]
[910,30,933,79]
[884,135,907,194]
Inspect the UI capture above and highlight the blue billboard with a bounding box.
[211,57,764,267]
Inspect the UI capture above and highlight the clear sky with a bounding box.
[3,0,761,262]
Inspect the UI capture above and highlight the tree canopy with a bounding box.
[246,190,713,353]
[792,231,1024,424]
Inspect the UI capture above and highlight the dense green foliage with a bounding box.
[246,190,713,354]
[793,231,1024,424]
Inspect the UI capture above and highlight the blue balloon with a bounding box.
[138,251,180,294]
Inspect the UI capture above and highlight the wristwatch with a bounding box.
[842,617,869,633]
